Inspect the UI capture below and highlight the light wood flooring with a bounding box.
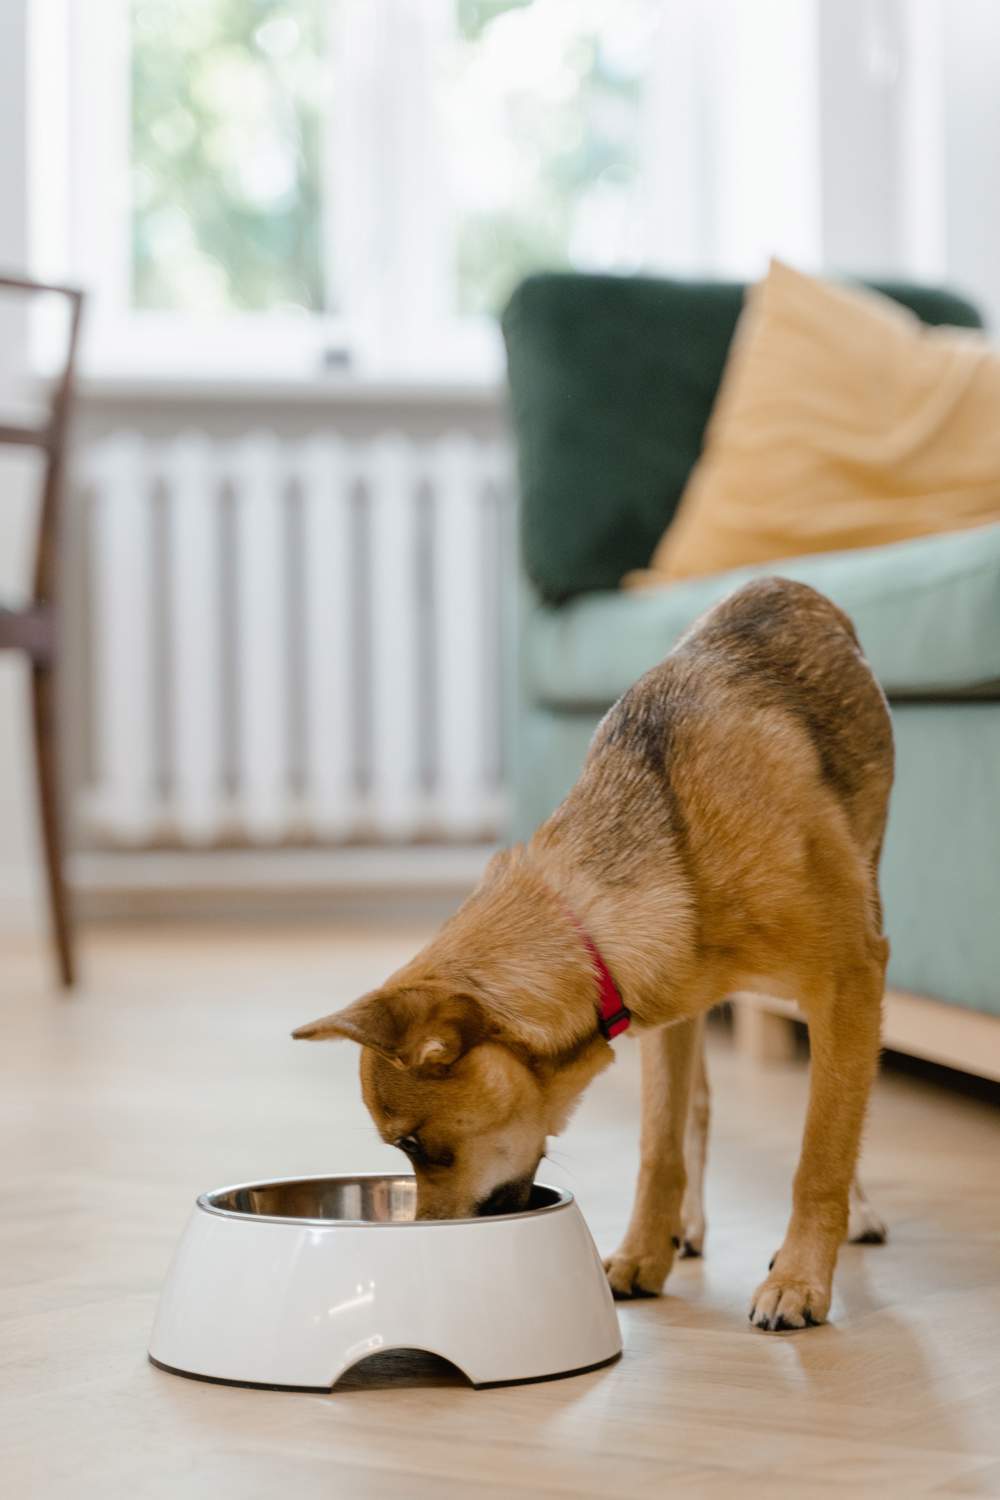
[2,922,999,1499]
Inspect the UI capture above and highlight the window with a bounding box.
[128,0,656,327]
[447,0,654,316]
[40,0,917,384]
[131,0,330,317]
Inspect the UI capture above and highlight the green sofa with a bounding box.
[502,272,1000,1033]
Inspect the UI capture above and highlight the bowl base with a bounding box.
[149,1349,621,1393]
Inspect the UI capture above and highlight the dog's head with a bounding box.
[293,980,610,1218]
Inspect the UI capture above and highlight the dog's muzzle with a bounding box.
[475,1176,535,1217]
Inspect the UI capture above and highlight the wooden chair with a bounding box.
[0,276,85,986]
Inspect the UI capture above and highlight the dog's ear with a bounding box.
[292,985,490,1074]
[398,989,492,1074]
[291,989,402,1061]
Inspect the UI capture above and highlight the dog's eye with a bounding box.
[395,1134,424,1161]
[393,1134,454,1170]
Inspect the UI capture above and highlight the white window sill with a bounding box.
[73,371,506,406]
[34,307,508,406]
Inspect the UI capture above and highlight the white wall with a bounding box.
[0,0,46,934]
[816,0,1000,326]
[818,0,906,273]
[942,0,1000,329]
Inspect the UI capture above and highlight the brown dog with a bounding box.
[295,578,893,1331]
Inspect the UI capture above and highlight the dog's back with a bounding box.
[588,577,892,855]
[542,578,894,992]
[678,577,893,861]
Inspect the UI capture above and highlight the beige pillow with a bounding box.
[628,259,1000,587]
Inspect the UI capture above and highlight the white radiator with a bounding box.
[81,430,514,847]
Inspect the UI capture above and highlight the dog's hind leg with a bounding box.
[847,1174,887,1244]
[749,932,887,1331]
[679,1019,710,1257]
[604,1017,700,1298]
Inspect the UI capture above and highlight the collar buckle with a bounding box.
[597,1003,632,1041]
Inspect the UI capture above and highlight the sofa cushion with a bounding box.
[527,523,1000,707]
[632,261,1000,585]
[502,271,983,605]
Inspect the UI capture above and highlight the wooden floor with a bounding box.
[3,923,1000,1499]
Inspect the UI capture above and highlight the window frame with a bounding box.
[34,0,922,388]
[31,0,386,381]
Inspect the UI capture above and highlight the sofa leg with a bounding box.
[733,1000,798,1065]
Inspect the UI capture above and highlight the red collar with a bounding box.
[563,906,631,1041]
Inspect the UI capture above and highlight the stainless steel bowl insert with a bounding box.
[199,1174,569,1226]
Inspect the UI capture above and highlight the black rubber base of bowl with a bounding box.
[474,1351,621,1389]
[148,1349,621,1393]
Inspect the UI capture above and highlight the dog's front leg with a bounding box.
[604,1017,700,1298]
[749,949,885,1331]
[679,1023,710,1257]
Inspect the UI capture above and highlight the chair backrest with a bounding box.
[0,275,85,602]
[501,271,983,604]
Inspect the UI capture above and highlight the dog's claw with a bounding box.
[603,1248,673,1299]
[847,1193,888,1246]
[749,1272,829,1332]
[851,1227,887,1245]
[763,1309,819,1332]
[611,1283,657,1301]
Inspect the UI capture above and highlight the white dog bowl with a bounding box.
[149,1174,622,1390]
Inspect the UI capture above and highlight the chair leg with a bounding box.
[30,663,75,987]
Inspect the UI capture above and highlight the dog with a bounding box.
[294,577,893,1331]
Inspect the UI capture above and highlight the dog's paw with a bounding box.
[678,1218,705,1259]
[748,1273,830,1332]
[603,1242,675,1299]
[847,1200,887,1245]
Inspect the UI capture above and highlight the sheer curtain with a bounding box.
[660,0,997,330]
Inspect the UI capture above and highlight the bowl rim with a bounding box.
[196,1172,575,1229]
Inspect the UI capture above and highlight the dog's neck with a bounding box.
[521,838,698,1028]
[395,840,696,1055]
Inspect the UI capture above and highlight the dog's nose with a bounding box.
[475,1177,534,1216]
